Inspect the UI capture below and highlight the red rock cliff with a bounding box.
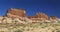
[28,12,48,20]
[6,8,26,18]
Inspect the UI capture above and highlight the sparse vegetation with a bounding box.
[0,17,60,32]
[15,30,23,32]
[56,29,60,32]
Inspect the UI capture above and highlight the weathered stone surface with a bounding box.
[6,8,26,18]
[0,8,60,32]
[28,12,48,20]
[50,16,57,20]
[36,12,48,20]
[6,8,48,21]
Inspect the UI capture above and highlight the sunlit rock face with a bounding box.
[0,16,27,24]
[36,12,48,20]
[50,16,57,21]
[5,8,49,21]
[28,12,48,21]
[49,16,58,22]
[0,8,59,23]
[57,19,60,21]
[6,8,26,18]
[50,16,57,20]
[0,16,4,21]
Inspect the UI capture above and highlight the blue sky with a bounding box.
[0,0,60,18]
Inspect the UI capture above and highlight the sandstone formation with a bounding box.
[28,12,48,21]
[5,8,58,21]
[6,8,26,18]
[6,8,50,21]
[0,8,60,32]
[50,16,57,20]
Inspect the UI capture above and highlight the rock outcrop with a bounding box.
[6,8,26,18]
[28,12,48,21]
[0,8,60,32]
[50,16,57,20]
[6,8,50,21]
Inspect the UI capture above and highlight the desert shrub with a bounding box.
[15,30,23,32]
[56,30,60,32]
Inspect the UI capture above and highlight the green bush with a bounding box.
[56,30,60,32]
[15,30,23,32]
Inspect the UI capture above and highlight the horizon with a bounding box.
[0,0,60,18]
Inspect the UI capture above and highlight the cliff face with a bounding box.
[50,16,57,20]
[28,12,48,21]
[6,8,26,18]
[5,8,58,21]
[36,12,48,20]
